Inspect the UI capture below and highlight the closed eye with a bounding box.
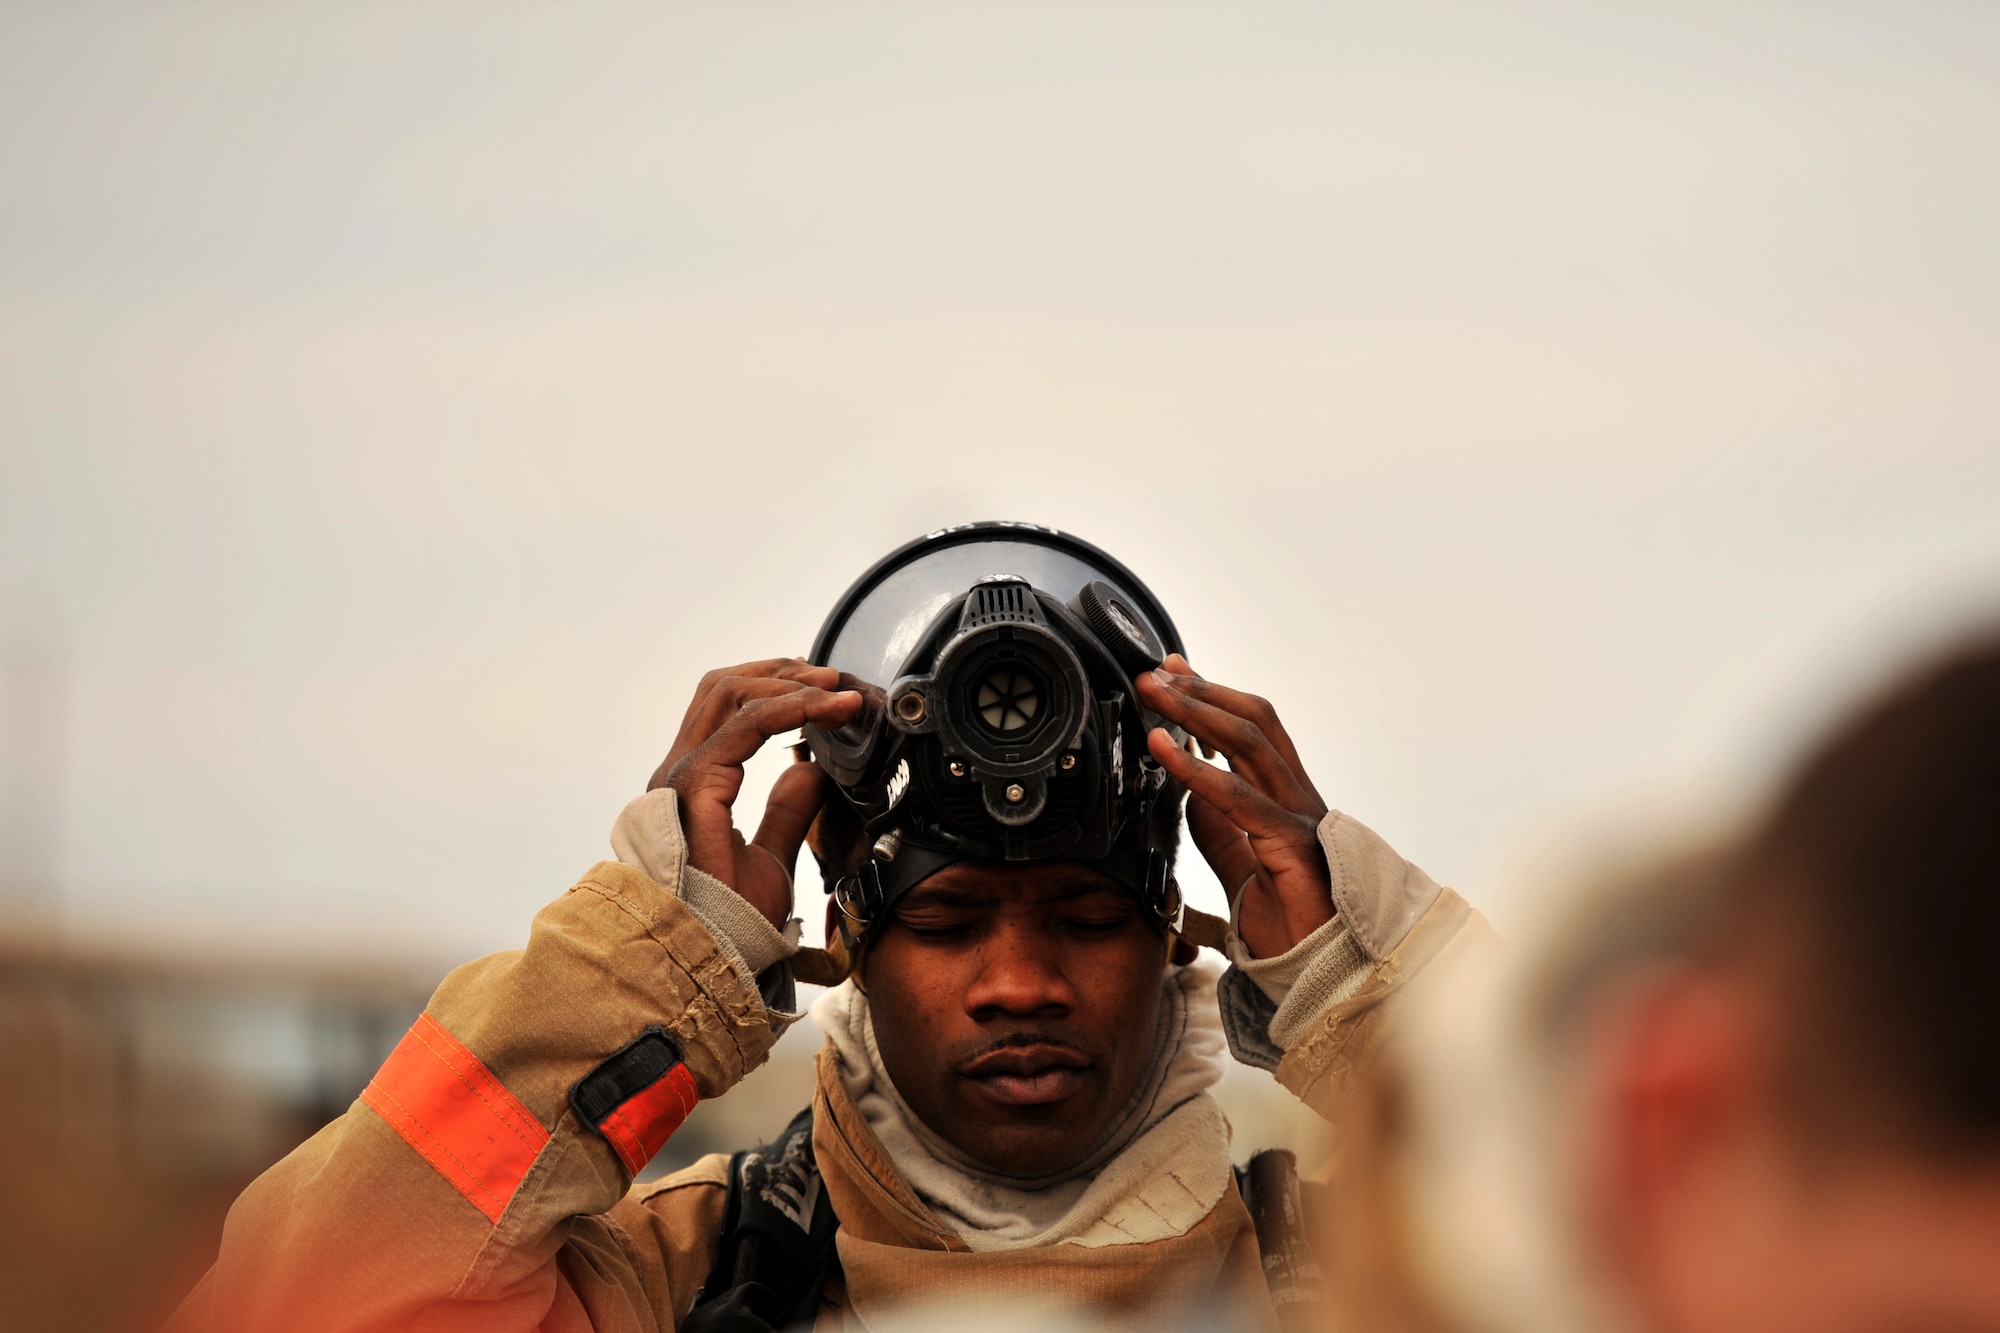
[1060,915,1132,935]
[893,914,982,941]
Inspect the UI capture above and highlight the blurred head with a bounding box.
[1586,639,2000,1333]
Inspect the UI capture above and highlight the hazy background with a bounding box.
[4,0,1998,965]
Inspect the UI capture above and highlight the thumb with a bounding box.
[1187,793,1259,903]
[751,760,829,878]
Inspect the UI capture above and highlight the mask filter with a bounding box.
[886,576,1092,829]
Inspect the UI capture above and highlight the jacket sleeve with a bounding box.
[169,800,780,1333]
[1214,810,1496,1123]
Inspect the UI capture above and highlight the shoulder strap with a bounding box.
[1236,1148,1329,1332]
[684,1105,841,1333]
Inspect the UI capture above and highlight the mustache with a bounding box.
[960,1031,1090,1061]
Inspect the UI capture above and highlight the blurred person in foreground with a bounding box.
[1328,635,2000,1333]
[168,524,1487,1332]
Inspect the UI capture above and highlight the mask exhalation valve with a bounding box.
[975,667,1042,735]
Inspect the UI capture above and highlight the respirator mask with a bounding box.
[804,522,1190,949]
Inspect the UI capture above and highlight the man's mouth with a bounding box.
[957,1043,1094,1107]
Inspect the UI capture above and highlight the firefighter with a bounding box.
[169,523,1486,1331]
[1320,635,2000,1333]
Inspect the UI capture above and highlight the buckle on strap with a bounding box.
[1146,848,1185,934]
[832,859,885,937]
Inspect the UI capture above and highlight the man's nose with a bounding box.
[962,922,1077,1019]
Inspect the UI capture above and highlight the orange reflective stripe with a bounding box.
[594,1061,699,1175]
[359,1012,550,1224]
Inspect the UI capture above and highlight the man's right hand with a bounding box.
[647,659,861,930]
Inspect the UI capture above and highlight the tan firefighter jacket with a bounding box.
[167,793,1484,1332]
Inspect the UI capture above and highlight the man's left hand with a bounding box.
[1136,653,1333,959]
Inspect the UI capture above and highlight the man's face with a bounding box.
[861,860,1168,1178]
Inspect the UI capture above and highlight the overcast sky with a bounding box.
[3,1,1997,965]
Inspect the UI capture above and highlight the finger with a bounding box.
[656,681,816,791]
[1147,726,1311,842]
[657,666,842,786]
[1145,666,1319,804]
[752,759,828,876]
[672,659,839,757]
[1138,672,1320,814]
[1185,791,1260,903]
[679,660,837,744]
[683,688,863,779]
[1156,655,1216,758]
[1163,672,1318,802]
[682,676,816,755]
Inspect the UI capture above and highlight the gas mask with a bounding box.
[804,522,1190,948]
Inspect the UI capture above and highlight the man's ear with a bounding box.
[1586,970,1765,1283]
[1615,975,1759,1183]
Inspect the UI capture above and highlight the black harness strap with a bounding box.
[683,1106,840,1333]
[1236,1148,1330,1332]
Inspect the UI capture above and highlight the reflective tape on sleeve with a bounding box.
[360,1012,551,1224]
[569,1026,700,1175]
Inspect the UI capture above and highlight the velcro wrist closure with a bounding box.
[570,1026,701,1176]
